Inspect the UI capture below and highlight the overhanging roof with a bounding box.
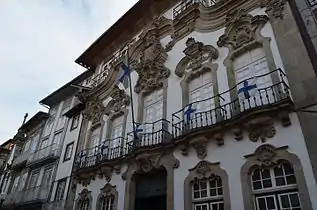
[20,111,49,132]
[39,70,93,107]
[75,0,169,69]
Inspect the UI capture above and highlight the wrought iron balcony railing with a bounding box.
[75,119,171,170]
[27,143,62,165]
[173,0,217,18]
[172,68,290,138]
[90,69,109,88]
[3,185,50,205]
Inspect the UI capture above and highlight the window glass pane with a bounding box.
[258,197,266,210]
[290,193,300,207]
[283,163,295,175]
[253,181,262,190]
[263,179,272,188]
[252,169,261,181]
[286,175,297,185]
[280,194,290,208]
[261,169,270,179]
[266,196,276,209]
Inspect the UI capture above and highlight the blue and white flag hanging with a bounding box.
[100,140,107,155]
[79,150,85,162]
[184,104,196,122]
[119,63,131,83]
[134,122,144,134]
[238,79,258,99]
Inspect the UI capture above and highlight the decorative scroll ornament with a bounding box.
[246,117,276,142]
[75,172,96,187]
[190,137,208,160]
[254,144,277,166]
[175,38,219,77]
[259,0,286,19]
[99,183,117,197]
[97,166,113,183]
[188,161,220,180]
[217,9,268,51]
[135,153,163,173]
[83,97,105,126]
[131,18,171,94]
[105,85,130,118]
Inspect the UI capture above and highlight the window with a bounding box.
[40,137,49,149]
[80,200,89,210]
[23,140,31,152]
[90,128,101,155]
[43,107,57,136]
[143,89,163,132]
[64,142,74,161]
[11,175,20,193]
[110,117,123,148]
[251,162,301,210]
[18,172,28,191]
[100,195,115,210]
[71,114,80,130]
[233,48,272,107]
[28,172,39,189]
[192,177,224,210]
[53,132,63,145]
[189,72,214,112]
[42,167,54,187]
[55,179,67,201]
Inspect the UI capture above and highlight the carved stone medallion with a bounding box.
[175,38,219,78]
[190,136,208,160]
[83,97,105,126]
[246,117,276,142]
[217,9,268,53]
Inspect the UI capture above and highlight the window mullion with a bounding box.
[270,168,276,188]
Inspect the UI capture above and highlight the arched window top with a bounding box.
[97,183,118,210]
[184,161,230,210]
[76,189,92,210]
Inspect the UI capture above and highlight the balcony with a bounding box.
[27,143,62,166]
[173,0,217,18]
[12,151,29,169]
[172,68,291,138]
[75,119,171,170]
[90,69,109,88]
[42,200,65,210]
[3,185,49,205]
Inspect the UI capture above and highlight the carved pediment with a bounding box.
[246,117,276,142]
[129,17,171,94]
[83,97,105,126]
[105,85,130,118]
[135,153,163,173]
[175,38,218,78]
[188,161,222,180]
[217,9,268,53]
[99,183,117,197]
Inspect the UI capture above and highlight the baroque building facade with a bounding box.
[71,0,317,210]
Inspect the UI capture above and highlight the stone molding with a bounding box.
[96,183,118,210]
[184,161,231,210]
[83,97,105,127]
[175,38,219,78]
[105,85,130,119]
[259,0,286,19]
[75,189,92,210]
[241,144,313,210]
[122,152,179,210]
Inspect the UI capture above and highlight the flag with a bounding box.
[184,104,196,122]
[238,78,258,99]
[119,63,130,83]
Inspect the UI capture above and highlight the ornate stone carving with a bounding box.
[190,137,208,160]
[175,38,219,77]
[259,0,286,19]
[278,111,291,127]
[78,189,91,200]
[213,133,224,146]
[232,127,243,141]
[105,85,130,118]
[100,183,117,196]
[179,143,189,156]
[97,166,113,182]
[83,97,105,126]
[114,165,121,174]
[217,9,268,54]
[130,17,171,94]
[135,153,163,173]
[188,161,220,180]
[254,144,277,166]
[75,171,96,187]
[246,117,276,142]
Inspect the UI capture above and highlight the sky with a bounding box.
[0,0,138,143]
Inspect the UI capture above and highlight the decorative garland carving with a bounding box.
[130,17,171,94]
[105,85,130,118]
[175,38,219,78]
[190,136,208,160]
[217,9,268,57]
[75,171,96,187]
[97,166,113,183]
[135,153,163,173]
[259,0,286,19]
[188,161,222,180]
[83,97,105,126]
[246,117,276,142]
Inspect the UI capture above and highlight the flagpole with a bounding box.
[125,46,137,141]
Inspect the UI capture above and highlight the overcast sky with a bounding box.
[0,0,137,143]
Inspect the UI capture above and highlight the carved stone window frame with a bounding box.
[217,9,281,102]
[176,38,220,108]
[240,144,313,210]
[122,152,179,210]
[75,188,93,210]
[96,183,118,210]
[184,161,230,210]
